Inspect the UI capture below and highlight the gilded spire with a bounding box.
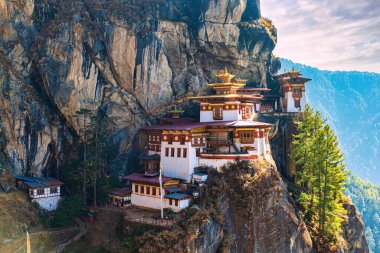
[216,67,235,83]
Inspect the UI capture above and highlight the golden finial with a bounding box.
[216,67,235,83]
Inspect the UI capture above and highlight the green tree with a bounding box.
[291,105,348,251]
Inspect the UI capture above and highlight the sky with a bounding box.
[260,0,380,73]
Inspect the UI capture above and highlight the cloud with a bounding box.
[261,0,380,73]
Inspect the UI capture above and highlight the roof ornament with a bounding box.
[216,67,235,83]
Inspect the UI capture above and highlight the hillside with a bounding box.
[347,175,380,252]
[281,59,380,184]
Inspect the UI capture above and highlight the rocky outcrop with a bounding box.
[218,160,313,253]
[339,203,370,253]
[0,0,279,176]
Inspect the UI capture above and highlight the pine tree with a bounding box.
[291,105,348,251]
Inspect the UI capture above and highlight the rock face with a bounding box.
[0,0,278,176]
[218,160,314,253]
[339,203,370,253]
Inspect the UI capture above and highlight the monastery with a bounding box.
[123,68,311,212]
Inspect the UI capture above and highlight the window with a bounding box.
[165,148,169,157]
[196,148,200,157]
[140,185,144,194]
[240,131,254,144]
[294,98,301,108]
[180,136,186,145]
[149,135,152,141]
[168,135,173,144]
[146,186,150,195]
[213,106,223,120]
[169,199,173,205]
[51,187,58,194]
[183,148,187,158]
[194,138,198,145]
[152,187,156,196]
[175,200,179,206]
[135,184,138,193]
[29,189,34,195]
[242,106,251,119]
[177,148,181,157]
[37,189,44,195]
[171,148,175,157]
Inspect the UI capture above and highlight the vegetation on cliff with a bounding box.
[291,105,348,251]
[346,175,380,252]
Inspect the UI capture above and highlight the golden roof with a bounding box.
[216,67,235,83]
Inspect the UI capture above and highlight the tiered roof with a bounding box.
[190,68,264,101]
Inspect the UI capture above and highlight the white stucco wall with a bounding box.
[200,109,241,122]
[33,196,61,211]
[285,92,306,112]
[164,198,190,212]
[200,111,214,122]
[160,141,198,182]
[131,193,164,210]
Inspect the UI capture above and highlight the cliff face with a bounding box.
[0,0,278,176]
[218,160,313,253]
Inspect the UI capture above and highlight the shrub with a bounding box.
[50,195,83,228]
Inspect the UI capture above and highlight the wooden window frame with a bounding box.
[213,106,223,120]
[37,188,44,195]
[175,199,179,206]
[152,187,156,196]
[240,131,255,144]
[171,148,175,157]
[180,136,186,145]
[165,148,169,157]
[146,186,150,195]
[183,148,187,158]
[169,199,173,205]
[177,148,181,157]
[140,185,144,194]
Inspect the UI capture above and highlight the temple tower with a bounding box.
[276,69,311,112]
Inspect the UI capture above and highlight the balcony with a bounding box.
[207,137,231,147]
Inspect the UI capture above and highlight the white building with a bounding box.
[123,173,191,212]
[15,176,63,211]
[260,69,311,113]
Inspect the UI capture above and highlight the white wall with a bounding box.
[200,111,214,122]
[33,196,61,211]
[200,109,241,122]
[131,193,163,210]
[160,141,197,182]
[131,183,188,212]
[164,198,190,212]
[285,92,306,112]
